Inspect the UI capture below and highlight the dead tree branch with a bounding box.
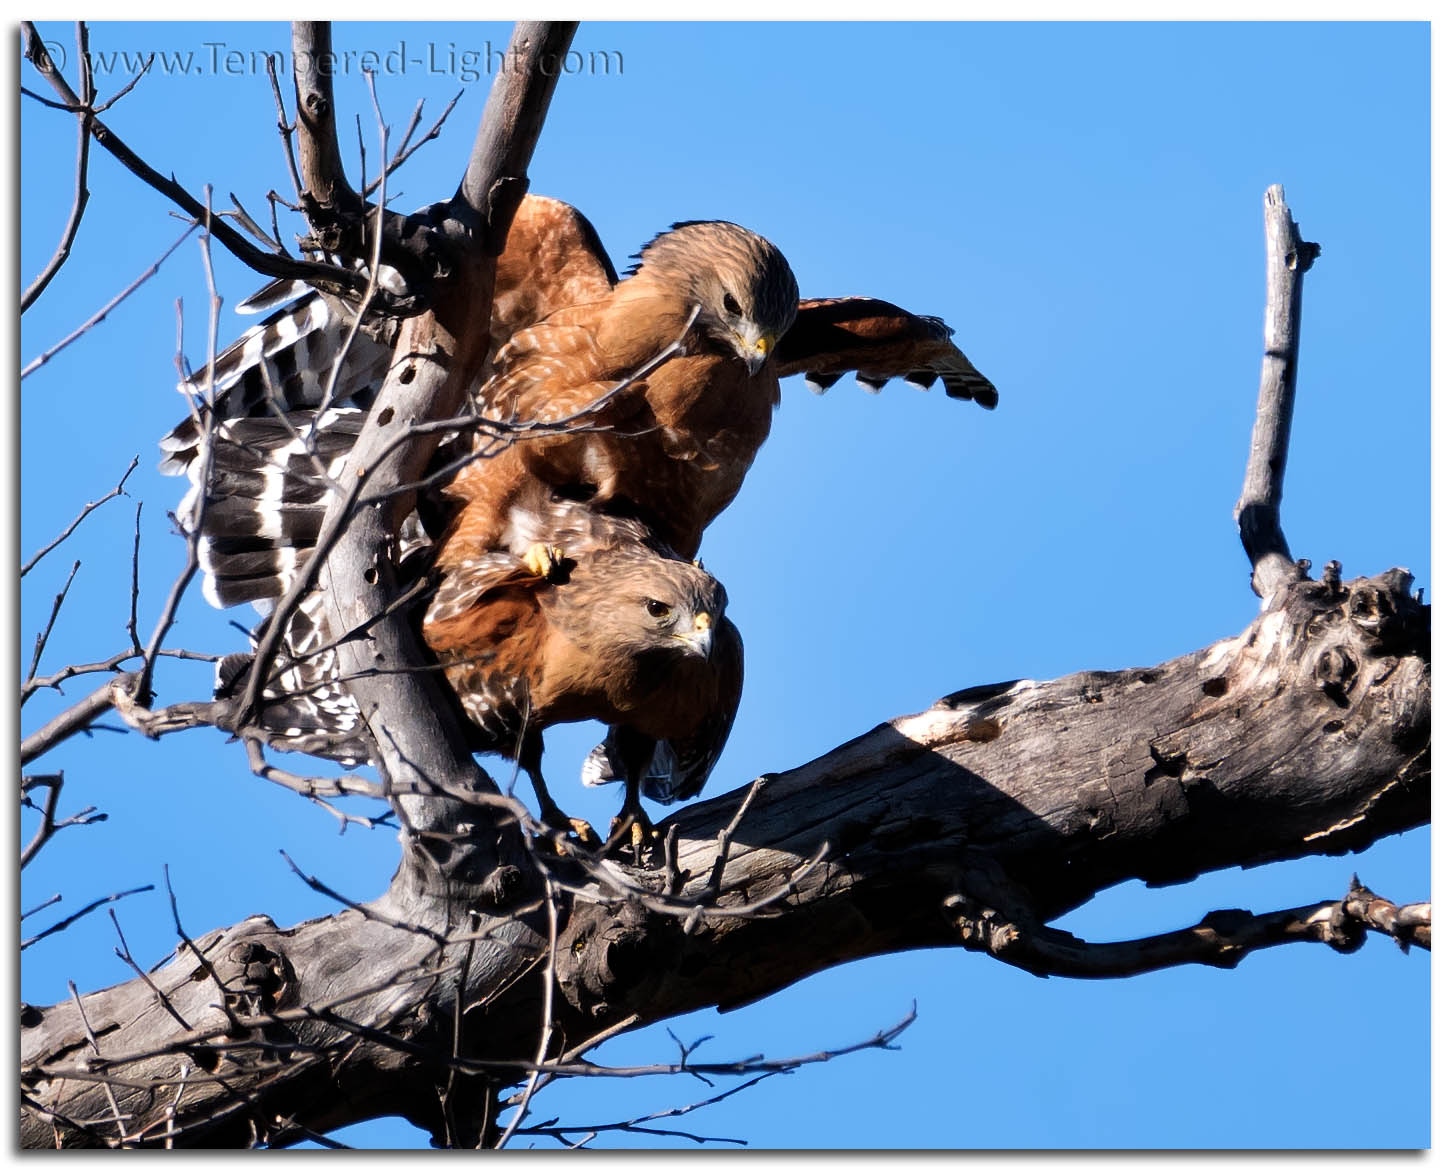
[1236,183,1322,601]
[21,458,138,577]
[21,23,94,312]
[19,23,414,313]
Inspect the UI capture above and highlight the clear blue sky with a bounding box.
[20,21,1429,1149]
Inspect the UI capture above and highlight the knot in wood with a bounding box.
[478,864,523,909]
[942,893,1019,954]
[555,901,672,1019]
[218,939,293,1015]
[1313,645,1358,705]
[1342,571,1426,658]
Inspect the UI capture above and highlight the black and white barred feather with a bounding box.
[214,593,372,768]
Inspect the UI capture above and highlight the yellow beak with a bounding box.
[739,330,777,375]
[680,611,715,658]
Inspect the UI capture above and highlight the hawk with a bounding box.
[161,194,997,829]
[162,198,996,590]
[214,439,743,844]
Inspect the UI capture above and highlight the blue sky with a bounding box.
[19,21,1429,1149]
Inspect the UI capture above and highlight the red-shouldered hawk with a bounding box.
[216,458,742,845]
[162,194,998,837]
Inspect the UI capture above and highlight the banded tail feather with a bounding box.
[214,596,372,767]
[159,290,393,478]
[179,408,365,609]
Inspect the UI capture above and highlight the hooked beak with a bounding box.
[736,329,776,376]
[678,611,715,658]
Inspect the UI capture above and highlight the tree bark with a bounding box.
[19,564,1429,1147]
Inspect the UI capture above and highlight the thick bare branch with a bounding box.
[21,680,127,767]
[1236,184,1322,601]
[290,23,365,232]
[943,876,1427,979]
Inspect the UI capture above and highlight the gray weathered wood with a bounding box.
[1236,184,1321,601]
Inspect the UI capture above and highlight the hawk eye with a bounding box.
[645,599,672,619]
[722,292,742,317]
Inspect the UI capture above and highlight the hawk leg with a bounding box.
[603,728,661,866]
[605,781,655,867]
[519,734,599,849]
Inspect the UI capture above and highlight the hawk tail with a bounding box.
[159,290,391,478]
[179,408,365,610]
[214,597,372,767]
[581,734,691,804]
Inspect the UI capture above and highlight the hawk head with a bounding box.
[550,550,730,669]
[630,221,799,374]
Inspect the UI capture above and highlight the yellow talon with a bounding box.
[569,818,601,849]
[522,542,562,579]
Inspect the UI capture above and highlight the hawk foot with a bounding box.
[605,808,658,867]
[522,542,564,580]
[537,803,601,852]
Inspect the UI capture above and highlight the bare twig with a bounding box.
[132,194,224,707]
[278,851,451,947]
[221,193,285,254]
[162,865,244,1034]
[21,773,106,867]
[1235,183,1321,602]
[263,54,304,204]
[23,893,64,920]
[317,69,390,419]
[22,458,137,576]
[363,88,464,198]
[20,22,403,311]
[22,224,196,379]
[21,886,152,950]
[126,503,143,653]
[26,560,81,686]
[21,23,93,312]
[519,1071,781,1147]
[23,647,215,703]
[109,910,193,1031]
[495,878,560,1148]
[90,53,152,115]
[67,981,129,1144]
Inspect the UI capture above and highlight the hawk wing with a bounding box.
[581,614,744,805]
[488,195,617,355]
[159,194,617,479]
[773,296,998,407]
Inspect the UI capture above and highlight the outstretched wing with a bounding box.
[581,615,745,805]
[773,296,998,407]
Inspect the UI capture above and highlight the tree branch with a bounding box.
[20,563,1428,1145]
[943,875,1427,979]
[1236,183,1321,601]
[19,23,416,313]
[20,22,93,313]
[21,457,137,577]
